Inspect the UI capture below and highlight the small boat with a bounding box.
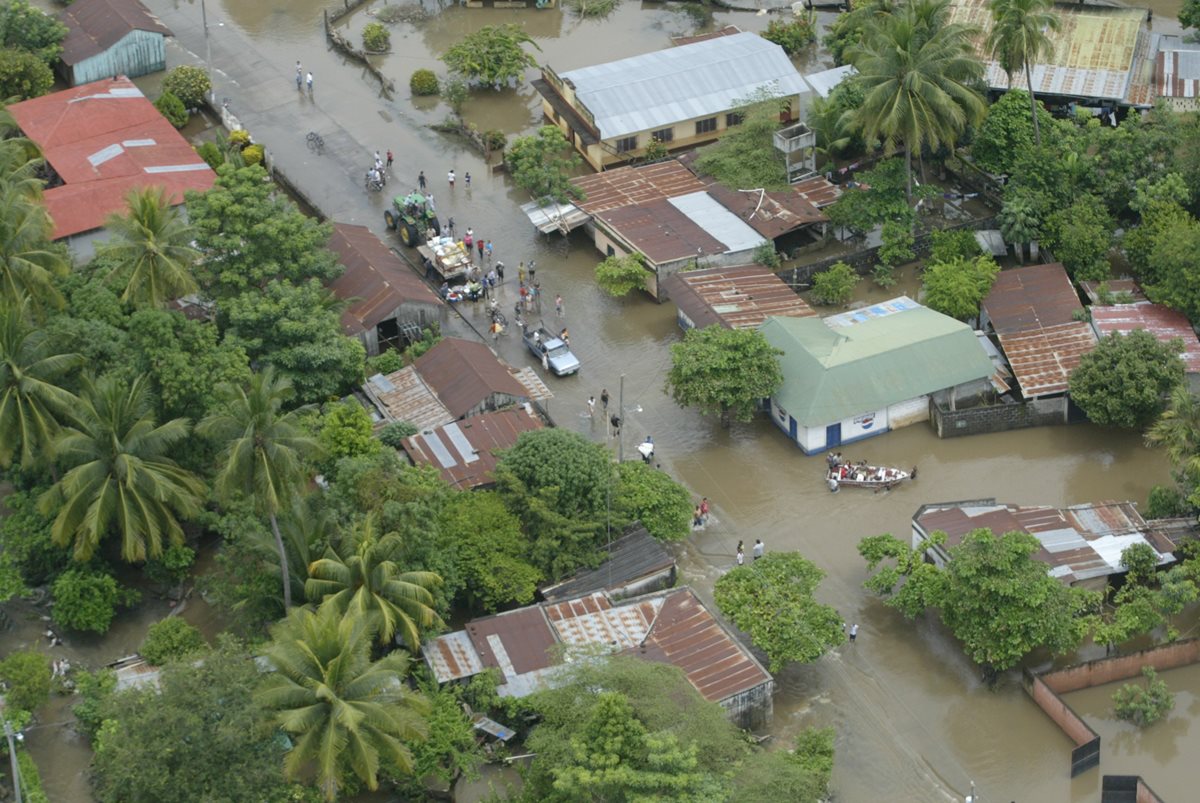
[825,458,916,492]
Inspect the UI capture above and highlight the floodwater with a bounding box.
[9,0,1193,800]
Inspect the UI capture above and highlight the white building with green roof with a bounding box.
[759,297,994,454]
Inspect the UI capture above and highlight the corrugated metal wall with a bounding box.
[71,30,166,86]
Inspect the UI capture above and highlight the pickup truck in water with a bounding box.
[522,326,580,376]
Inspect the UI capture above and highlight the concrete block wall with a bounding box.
[930,395,1066,438]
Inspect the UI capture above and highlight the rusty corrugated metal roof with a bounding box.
[572,160,706,217]
[916,500,1175,584]
[704,184,827,239]
[1157,49,1200,100]
[596,199,727,265]
[540,524,675,602]
[363,368,452,430]
[414,338,529,419]
[630,587,772,704]
[983,263,1082,335]
[327,223,443,336]
[670,25,743,47]
[468,605,558,676]
[401,407,543,490]
[663,264,814,330]
[1091,303,1200,374]
[59,0,171,66]
[997,322,1096,398]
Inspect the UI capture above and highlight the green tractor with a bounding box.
[385,192,441,247]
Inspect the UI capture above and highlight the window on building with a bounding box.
[615,136,638,153]
[651,128,674,144]
[606,244,615,257]
[726,112,745,128]
[695,117,717,135]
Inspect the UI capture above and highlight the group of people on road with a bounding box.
[295,61,313,93]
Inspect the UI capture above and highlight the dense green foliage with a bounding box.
[51,567,137,633]
[986,0,1059,148]
[504,125,582,205]
[809,261,860,306]
[1044,194,1113,281]
[441,24,540,87]
[91,640,304,803]
[859,528,1097,678]
[1147,387,1200,509]
[153,91,188,128]
[1068,331,1185,429]
[377,419,417,448]
[362,21,389,52]
[825,158,920,238]
[435,491,541,611]
[928,228,984,264]
[694,91,790,191]
[971,90,1055,175]
[409,68,438,96]
[162,65,211,109]
[594,252,646,297]
[761,16,818,54]
[0,47,52,100]
[714,552,845,671]
[318,399,380,468]
[613,461,693,541]
[0,0,66,64]
[666,324,784,427]
[0,650,50,713]
[921,254,999,320]
[100,186,200,307]
[1113,667,1174,727]
[139,617,207,665]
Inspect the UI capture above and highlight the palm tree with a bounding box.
[0,171,68,312]
[987,0,1060,148]
[197,367,321,609]
[1147,387,1200,479]
[258,604,430,801]
[0,295,82,469]
[100,186,200,307]
[306,514,442,649]
[39,374,205,562]
[847,0,987,201]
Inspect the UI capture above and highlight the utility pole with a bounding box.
[201,0,214,105]
[4,715,22,803]
[617,373,624,463]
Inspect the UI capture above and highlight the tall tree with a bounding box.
[258,604,430,801]
[1069,330,1185,429]
[0,164,68,311]
[100,186,200,307]
[40,374,205,562]
[0,295,81,468]
[198,367,321,609]
[665,325,783,428]
[987,0,1060,148]
[305,513,443,649]
[847,0,986,200]
[1147,386,1200,507]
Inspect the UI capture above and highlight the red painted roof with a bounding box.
[8,77,215,240]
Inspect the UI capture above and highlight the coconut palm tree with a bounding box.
[100,186,200,307]
[258,603,430,801]
[987,0,1060,148]
[197,367,321,609]
[847,0,987,201]
[1147,387,1200,478]
[0,168,68,312]
[39,374,206,562]
[0,295,82,469]
[306,514,442,649]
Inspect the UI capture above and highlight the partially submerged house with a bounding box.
[912,499,1181,591]
[980,263,1096,416]
[948,0,1156,109]
[527,159,835,298]
[400,407,543,490]
[760,297,995,453]
[57,0,172,86]
[7,77,215,258]
[538,524,676,603]
[361,337,551,430]
[534,31,807,171]
[662,264,815,331]
[1090,302,1200,390]
[326,223,444,356]
[423,587,775,729]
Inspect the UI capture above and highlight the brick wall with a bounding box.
[930,395,1067,438]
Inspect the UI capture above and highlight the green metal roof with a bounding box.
[759,306,994,427]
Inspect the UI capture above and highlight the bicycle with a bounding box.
[306,131,324,155]
[489,306,508,329]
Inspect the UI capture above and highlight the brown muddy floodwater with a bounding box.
[13,0,1192,800]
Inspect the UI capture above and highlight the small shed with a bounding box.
[663,264,815,331]
[326,223,444,356]
[57,0,172,86]
[539,524,676,602]
[401,407,543,490]
[1091,302,1200,389]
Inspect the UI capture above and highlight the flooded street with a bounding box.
[9,0,1195,800]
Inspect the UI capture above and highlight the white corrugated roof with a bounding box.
[560,32,808,139]
[803,65,856,99]
[668,191,763,252]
